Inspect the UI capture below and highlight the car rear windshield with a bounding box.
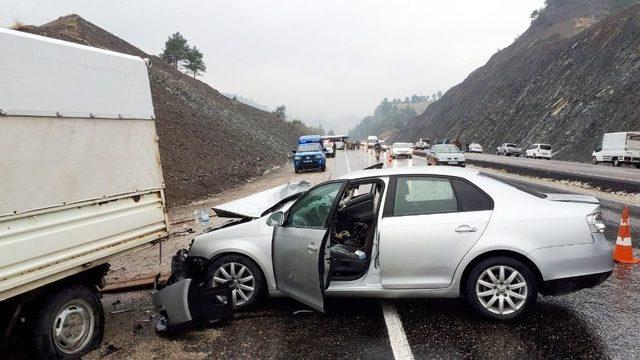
[393,143,412,148]
[297,143,322,152]
[478,174,547,199]
[507,143,518,148]
[540,144,552,150]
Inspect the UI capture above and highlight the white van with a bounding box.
[367,135,378,148]
[525,144,553,159]
[0,29,168,358]
[592,132,640,167]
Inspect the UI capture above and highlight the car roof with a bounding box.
[339,165,479,180]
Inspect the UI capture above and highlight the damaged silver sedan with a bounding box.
[153,166,613,328]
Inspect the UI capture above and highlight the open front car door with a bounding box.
[271,181,345,312]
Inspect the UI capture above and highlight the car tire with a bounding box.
[464,256,537,321]
[592,156,598,165]
[533,154,537,159]
[612,157,621,167]
[207,254,265,310]
[635,163,640,169]
[30,285,104,360]
[321,165,326,172]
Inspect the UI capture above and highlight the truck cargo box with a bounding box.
[0,28,168,301]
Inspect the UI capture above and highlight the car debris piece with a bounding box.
[109,308,132,315]
[151,251,234,334]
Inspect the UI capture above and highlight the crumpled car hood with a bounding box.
[213,180,311,219]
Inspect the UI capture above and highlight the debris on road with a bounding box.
[109,308,133,315]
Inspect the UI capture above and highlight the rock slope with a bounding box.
[394,1,640,161]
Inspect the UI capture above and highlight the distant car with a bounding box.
[391,142,413,159]
[467,143,483,153]
[415,138,431,150]
[293,135,326,173]
[427,144,466,166]
[323,140,336,158]
[497,143,522,156]
[379,140,389,150]
[156,166,612,323]
[367,136,378,149]
[525,144,552,159]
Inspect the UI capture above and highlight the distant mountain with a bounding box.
[349,96,436,140]
[392,0,640,161]
[19,15,310,205]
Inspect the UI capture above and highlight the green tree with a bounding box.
[183,46,206,78]
[161,32,189,69]
[275,105,287,119]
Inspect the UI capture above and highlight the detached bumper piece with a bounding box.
[152,251,233,334]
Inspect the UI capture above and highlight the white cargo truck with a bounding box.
[592,132,640,167]
[0,28,168,358]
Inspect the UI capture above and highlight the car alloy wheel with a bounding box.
[212,262,256,308]
[475,265,527,316]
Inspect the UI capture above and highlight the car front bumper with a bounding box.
[152,251,233,333]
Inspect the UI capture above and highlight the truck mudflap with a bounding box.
[152,252,233,334]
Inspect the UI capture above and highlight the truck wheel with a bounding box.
[612,158,621,167]
[321,165,326,172]
[30,285,104,359]
[592,157,598,165]
[464,257,537,321]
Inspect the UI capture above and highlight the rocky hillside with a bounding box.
[393,0,640,161]
[18,15,308,205]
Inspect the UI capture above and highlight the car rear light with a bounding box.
[586,212,606,233]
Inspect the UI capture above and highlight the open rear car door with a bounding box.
[271,181,345,312]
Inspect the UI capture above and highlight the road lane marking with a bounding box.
[382,302,414,360]
[344,149,351,173]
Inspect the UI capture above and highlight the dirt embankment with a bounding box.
[18,14,309,206]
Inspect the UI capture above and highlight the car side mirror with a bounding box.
[266,211,285,227]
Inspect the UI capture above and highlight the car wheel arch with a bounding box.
[458,250,543,298]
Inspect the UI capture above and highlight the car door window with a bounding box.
[286,182,343,228]
[393,177,457,216]
[451,179,494,212]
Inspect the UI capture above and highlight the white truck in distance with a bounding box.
[592,132,640,168]
[0,29,168,359]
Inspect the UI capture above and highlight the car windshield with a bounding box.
[434,145,460,153]
[507,143,518,148]
[297,143,322,152]
[540,144,552,150]
[393,143,412,148]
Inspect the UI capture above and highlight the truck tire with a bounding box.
[30,285,104,359]
[612,158,621,167]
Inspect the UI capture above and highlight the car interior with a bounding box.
[328,180,383,280]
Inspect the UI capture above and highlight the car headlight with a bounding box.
[587,212,606,233]
[315,154,322,159]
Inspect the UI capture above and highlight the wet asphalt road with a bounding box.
[7,149,638,359]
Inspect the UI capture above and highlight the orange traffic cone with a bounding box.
[613,206,639,264]
[387,152,393,163]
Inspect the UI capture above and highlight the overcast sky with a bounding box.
[1,0,544,130]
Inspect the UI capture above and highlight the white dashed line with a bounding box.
[344,149,351,173]
[382,302,414,360]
